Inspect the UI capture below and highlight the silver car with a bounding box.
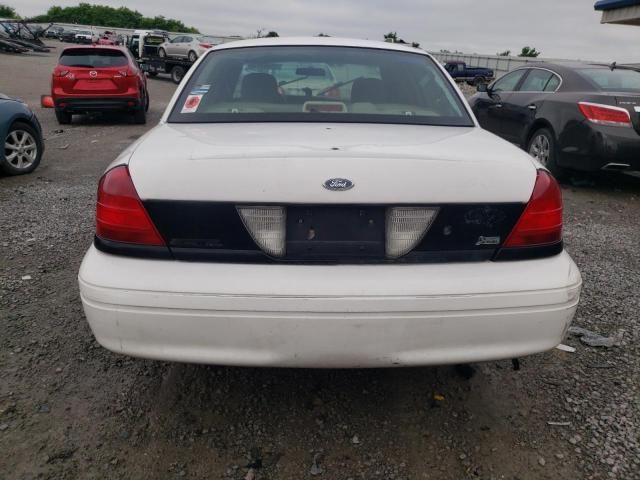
[157,35,216,62]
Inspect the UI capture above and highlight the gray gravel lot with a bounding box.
[0,45,638,480]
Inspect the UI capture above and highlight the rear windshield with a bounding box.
[168,46,473,126]
[59,49,128,68]
[579,68,640,92]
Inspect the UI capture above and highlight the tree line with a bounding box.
[26,3,200,33]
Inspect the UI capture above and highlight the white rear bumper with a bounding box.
[78,246,581,368]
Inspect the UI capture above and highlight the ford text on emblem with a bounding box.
[89,71,97,77]
[323,178,354,191]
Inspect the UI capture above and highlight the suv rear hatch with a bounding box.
[56,48,132,95]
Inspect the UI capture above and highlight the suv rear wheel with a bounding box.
[1,122,43,175]
[133,91,148,124]
[55,110,72,124]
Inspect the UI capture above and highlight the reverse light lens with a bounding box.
[504,170,562,248]
[238,206,286,257]
[96,166,165,246]
[386,207,439,258]
[578,102,631,127]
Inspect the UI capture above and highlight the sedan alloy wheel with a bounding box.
[4,128,38,170]
[528,133,551,166]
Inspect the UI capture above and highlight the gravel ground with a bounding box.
[0,46,638,480]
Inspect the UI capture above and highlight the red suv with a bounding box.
[51,46,149,124]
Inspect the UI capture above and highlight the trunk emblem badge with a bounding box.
[89,71,98,77]
[323,178,354,191]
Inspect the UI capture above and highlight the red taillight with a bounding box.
[578,102,631,127]
[199,43,212,48]
[55,69,70,77]
[96,166,165,246]
[504,170,562,248]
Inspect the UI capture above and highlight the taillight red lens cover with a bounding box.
[504,170,562,248]
[96,166,165,246]
[578,102,631,127]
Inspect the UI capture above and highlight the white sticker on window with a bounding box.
[181,94,203,113]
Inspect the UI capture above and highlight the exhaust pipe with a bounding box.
[602,163,630,171]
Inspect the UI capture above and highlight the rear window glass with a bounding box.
[579,68,640,92]
[169,46,473,126]
[59,49,128,68]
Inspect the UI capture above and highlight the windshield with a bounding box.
[579,68,640,92]
[169,46,473,126]
[59,49,128,68]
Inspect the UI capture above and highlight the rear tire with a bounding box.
[1,121,43,176]
[473,76,486,86]
[171,65,185,84]
[55,110,72,125]
[158,47,166,58]
[188,50,197,62]
[527,128,567,181]
[133,89,148,124]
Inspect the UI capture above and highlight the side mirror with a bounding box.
[40,95,54,108]
[476,83,488,93]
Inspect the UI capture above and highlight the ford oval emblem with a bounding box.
[323,178,354,191]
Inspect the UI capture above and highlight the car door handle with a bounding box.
[528,104,537,111]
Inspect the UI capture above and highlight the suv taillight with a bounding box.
[96,166,165,246]
[578,102,631,127]
[503,170,563,248]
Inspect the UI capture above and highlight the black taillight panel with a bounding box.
[133,201,532,264]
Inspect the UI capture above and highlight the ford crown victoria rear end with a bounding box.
[78,38,581,368]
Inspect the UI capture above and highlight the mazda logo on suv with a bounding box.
[323,178,354,191]
[89,71,97,77]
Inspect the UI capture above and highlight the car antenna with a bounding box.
[609,61,616,71]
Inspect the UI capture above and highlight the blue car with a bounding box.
[1,93,44,175]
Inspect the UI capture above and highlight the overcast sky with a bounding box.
[17,0,640,62]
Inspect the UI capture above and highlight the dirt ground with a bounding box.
[0,45,638,480]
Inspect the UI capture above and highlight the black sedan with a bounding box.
[1,93,44,176]
[469,62,640,178]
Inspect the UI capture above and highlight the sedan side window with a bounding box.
[184,36,193,43]
[171,36,183,43]
[544,74,561,92]
[491,70,526,93]
[520,69,555,92]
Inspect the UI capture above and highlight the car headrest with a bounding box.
[241,73,280,102]
[351,78,387,104]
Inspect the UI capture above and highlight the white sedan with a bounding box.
[157,35,216,62]
[78,37,581,368]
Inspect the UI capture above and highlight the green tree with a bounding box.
[0,4,17,18]
[384,32,399,43]
[518,46,540,58]
[497,50,511,56]
[31,3,199,33]
[265,30,279,37]
[317,32,330,37]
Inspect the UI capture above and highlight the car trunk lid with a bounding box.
[125,123,538,263]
